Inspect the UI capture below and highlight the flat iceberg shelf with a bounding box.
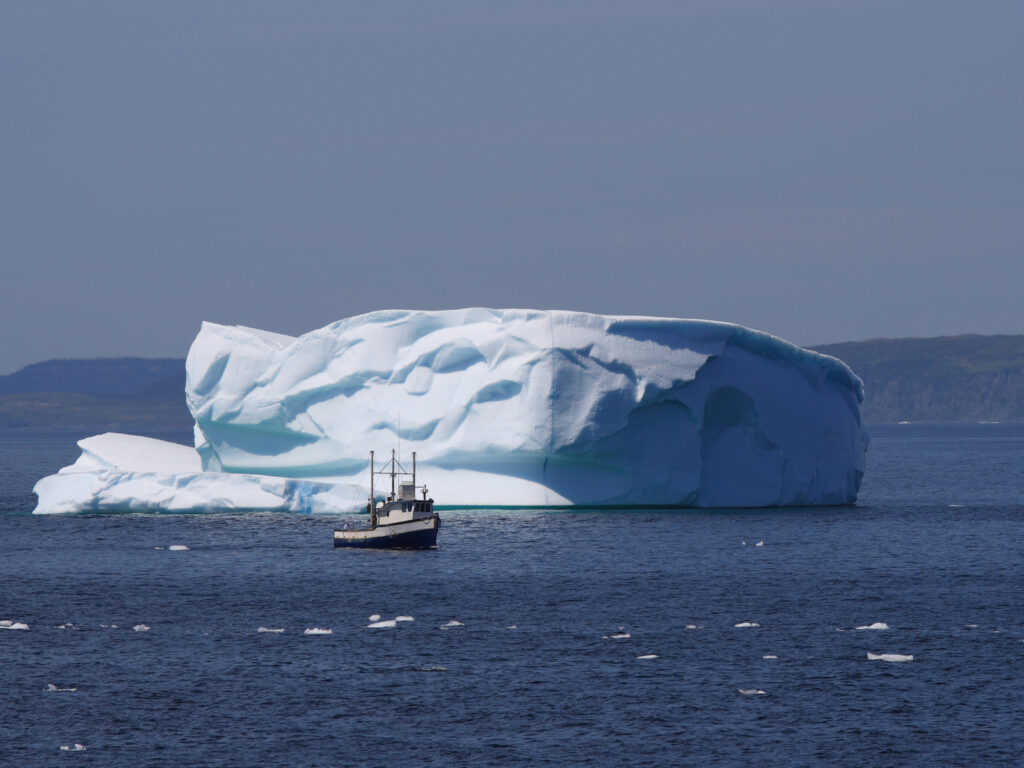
[34,309,868,514]
[33,434,365,515]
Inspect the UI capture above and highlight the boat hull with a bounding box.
[333,515,440,549]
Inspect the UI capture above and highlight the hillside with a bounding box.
[811,335,1024,423]
[0,357,184,396]
[0,358,192,430]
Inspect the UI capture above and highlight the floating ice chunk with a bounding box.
[603,626,630,639]
[636,654,659,660]
[367,620,397,629]
[685,624,704,630]
[257,627,285,633]
[0,620,29,630]
[304,627,333,635]
[47,684,77,692]
[866,652,913,662]
[741,541,746,546]
[965,624,979,629]
[762,655,778,659]
[154,546,165,550]
[755,540,764,547]
[168,545,190,551]
[133,624,150,632]
[369,614,381,622]
[60,744,86,752]
[416,666,448,672]
[32,433,365,515]
[395,616,414,622]
[441,620,464,627]
[855,622,889,630]
[738,689,766,695]
[100,623,117,629]
[734,621,760,628]
[506,624,517,629]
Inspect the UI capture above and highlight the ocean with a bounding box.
[1,424,1022,767]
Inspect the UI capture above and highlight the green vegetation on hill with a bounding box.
[811,335,1024,423]
[0,392,194,431]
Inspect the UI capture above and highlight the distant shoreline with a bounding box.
[3,332,1022,428]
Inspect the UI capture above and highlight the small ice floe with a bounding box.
[47,684,77,692]
[506,624,517,629]
[154,546,165,550]
[257,627,285,634]
[168,545,189,551]
[762,655,778,660]
[741,540,746,546]
[755,541,764,547]
[416,665,448,672]
[59,744,86,752]
[100,624,117,629]
[965,624,979,629]
[440,620,464,629]
[368,614,381,622]
[395,616,414,622]
[685,624,704,630]
[304,627,333,635]
[855,622,890,631]
[948,504,965,508]
[636,654,659,660]
[0,620,29,631]
[603,627,631,640]
[367,620,397,629]
[734,621,760,628]
[738,689,766,696]
[866,652,913,662]
[55,623,78,630]
[132,624,151,632]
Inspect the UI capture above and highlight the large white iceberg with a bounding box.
[33,309,868,513]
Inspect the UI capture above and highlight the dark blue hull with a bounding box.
[333,517,440,549]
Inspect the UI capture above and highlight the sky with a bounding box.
[2,0,1021,373]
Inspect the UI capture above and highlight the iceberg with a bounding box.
[33,309,868,513]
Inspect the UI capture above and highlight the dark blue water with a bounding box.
[2,425,1023,766]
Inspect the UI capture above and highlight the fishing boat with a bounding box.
[333,450,440,549]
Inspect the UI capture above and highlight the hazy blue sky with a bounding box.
[2,0,1021,373]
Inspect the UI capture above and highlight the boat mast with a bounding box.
[412,451,416,490]
[390,448,396,497]
[369,450,374,504]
